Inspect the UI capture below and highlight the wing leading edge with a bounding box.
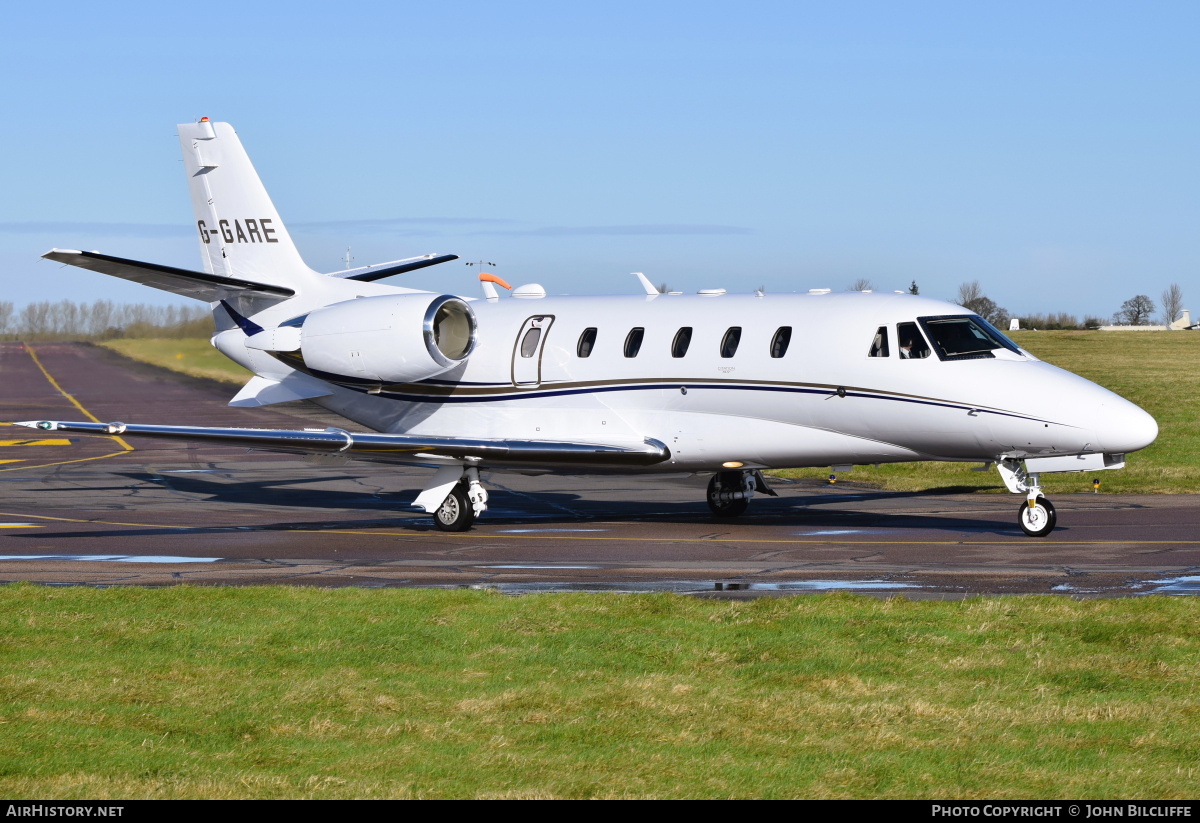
[42,249,295,301]
[15,420,671,468]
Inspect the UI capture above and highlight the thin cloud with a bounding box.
[476,224,753,237]
[293,217,519,234]
[0,222,190,238]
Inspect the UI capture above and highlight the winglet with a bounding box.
[633,272,660,296]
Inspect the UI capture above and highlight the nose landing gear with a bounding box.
[998,459,1057,536]
[1018,496,1056,537]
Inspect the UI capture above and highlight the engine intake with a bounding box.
[300,294,477,384]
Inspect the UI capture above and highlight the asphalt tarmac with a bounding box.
[1,341,1198,598]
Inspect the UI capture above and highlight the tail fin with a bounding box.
[178,119,319,288]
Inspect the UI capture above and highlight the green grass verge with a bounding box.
[100,338,250,384]
[777,330,1200,493]
[1,586,1197,799]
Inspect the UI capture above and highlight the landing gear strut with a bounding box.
[997,459,1057,537]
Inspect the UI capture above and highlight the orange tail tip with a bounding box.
[479,272,512,290]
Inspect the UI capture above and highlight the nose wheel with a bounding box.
[1018,496,1056,537]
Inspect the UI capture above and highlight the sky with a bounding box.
[1,1,1197,321]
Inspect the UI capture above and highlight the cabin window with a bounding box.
[519,327,542,358]
[624,327,645,358]
[771,326,792,358]
[672,327,693,358]
[577,327,597,358]
[918,315,1022,361]
[896,322,931,359]
[868,326,889,357]
[720,327,742,358]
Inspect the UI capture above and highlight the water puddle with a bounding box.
[0,554,220,564]
[482,564,602,570]
[477,579,919,595]
[1141,575,1200,595]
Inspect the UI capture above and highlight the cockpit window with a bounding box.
[868,326,889,357]
[896,322,931,359]
[918,315,1021,361]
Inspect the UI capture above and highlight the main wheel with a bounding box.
[1017,497,1056,537]
[707,472,749,517]
[434,483,476,532]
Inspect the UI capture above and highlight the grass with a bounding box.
[0,586,1197,799]
[100,338,250,384]
[100,330,1200,493]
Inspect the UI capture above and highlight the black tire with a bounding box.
[707,472,749,518]
[434,483,476,532]
[1017,497,1056,537]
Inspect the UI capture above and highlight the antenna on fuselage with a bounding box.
[467,261,509,302]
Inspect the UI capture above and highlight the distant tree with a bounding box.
[1116,295,1156,326]
[1161,283,1184,326]
[1083,315,1105,330]
[0,301,12,336]
[656,282,671,294]
[909,281,919,295]
[955,280,1009,326]
[848,278,873,292]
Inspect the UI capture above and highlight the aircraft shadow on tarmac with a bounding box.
[17,470,1038,540]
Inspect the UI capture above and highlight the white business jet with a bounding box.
[20,120,1158,536]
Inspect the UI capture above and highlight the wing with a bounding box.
[42,249,295,301]
[15,420,671,468]
[326,254,459,282]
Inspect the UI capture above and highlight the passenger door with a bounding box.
[512,315,554,387]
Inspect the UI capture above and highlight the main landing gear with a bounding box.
[706,470,776,518]
[997,459,1057,537]
[417,466,490,532]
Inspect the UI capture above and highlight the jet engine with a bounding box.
[299,293,477,384]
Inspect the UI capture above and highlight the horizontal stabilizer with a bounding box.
[228,375,332,407]
[327,254,459,283]
[14,420,671,468]
[43,249,294,302]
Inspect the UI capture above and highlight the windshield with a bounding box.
[918,315,1021,360]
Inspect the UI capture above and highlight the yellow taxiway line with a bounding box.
[0,344,133,473]
[0,510,1195,546]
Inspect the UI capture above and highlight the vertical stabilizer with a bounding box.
[178,119,318,287]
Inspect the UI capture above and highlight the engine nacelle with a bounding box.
[300,294,476,384]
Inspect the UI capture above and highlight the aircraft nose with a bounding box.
[1094,397,1158,455]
